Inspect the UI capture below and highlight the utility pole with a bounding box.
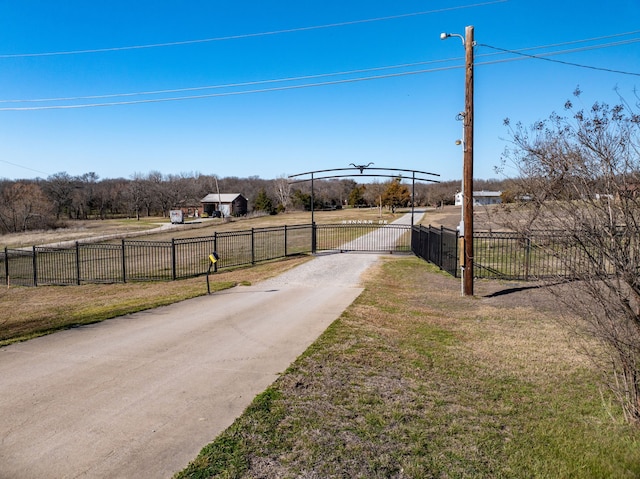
[441,25,474,296]
[463,25,474,296]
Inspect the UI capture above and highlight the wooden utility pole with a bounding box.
[463,25,475,296]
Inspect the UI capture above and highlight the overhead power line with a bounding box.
[0,159,50,175]
[0,33,638,111]
[0,0,507,58]
[479,41,640,76]
[0,65,464,110]
[0,59,457,104]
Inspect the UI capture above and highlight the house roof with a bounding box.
[472,191,502,197]
[454,191,502,197]
[201,193,246,203]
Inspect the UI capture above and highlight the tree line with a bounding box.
[0,170,509,234]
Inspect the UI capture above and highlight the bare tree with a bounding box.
[127,174,147,220]
[499,90,640,424]
[363,181,384,208]
[273,175,292,212]
[0,181,55,232]
[43,172,76,219]
[72,172,99,219]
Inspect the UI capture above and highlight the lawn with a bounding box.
[1,204,470,249]
[0,208,407,249]
[175,257,640,478]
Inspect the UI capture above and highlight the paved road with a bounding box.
[0,212,419,478]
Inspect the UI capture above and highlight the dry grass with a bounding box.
[0,218,163,248]
[0,204,500,249]
[0,209,406,248]
[177,257,640,478]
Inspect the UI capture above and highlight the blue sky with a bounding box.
[1,1,639,182]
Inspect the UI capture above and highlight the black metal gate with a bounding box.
[316,223,412,253]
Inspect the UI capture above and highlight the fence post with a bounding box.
[425,225,431,263]
[75,241,81,285]
[171,238,177,281]
[251,228,255,265]
[4,247,8,286]
[524,236,531,281]
[439,225,444,270]
[32,246,38,287]
[312,222,317,254]
[121,239,127,283]
[455,229,460,278]
[284,225,288,257]
[213,232,218,273]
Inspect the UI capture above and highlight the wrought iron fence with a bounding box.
[1,224,598,287]
[411,225,459,277]
[472,231,598,280]
[1,224,314,287]
[411,227,603,281]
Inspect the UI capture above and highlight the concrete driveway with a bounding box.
[0,252,381,479]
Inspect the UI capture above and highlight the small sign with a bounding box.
[209,252,219,264]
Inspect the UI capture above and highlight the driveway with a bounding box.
[0,212,419,478]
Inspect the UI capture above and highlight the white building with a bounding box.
[454,191,502,206]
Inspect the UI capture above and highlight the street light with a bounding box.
[441,25,475,296]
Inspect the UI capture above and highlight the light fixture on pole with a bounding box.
[441,25,475,296]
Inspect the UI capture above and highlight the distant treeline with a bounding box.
[0,171,511,233]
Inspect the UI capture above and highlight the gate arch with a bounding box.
[288,165,440,253]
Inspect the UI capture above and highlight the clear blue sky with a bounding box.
[1,1,639,182]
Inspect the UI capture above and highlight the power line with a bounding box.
[478,41,640,76]
[0,159,50,176]
[0,1,507,58]
[489,30,640,54]
[2,34,638,108]
[0,59,457,104]
[1,33,638,111]
[0,65,464,111]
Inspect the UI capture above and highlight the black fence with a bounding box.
[472,231,598,280]
[411,225,460,277]
[1,224,314,287]
[1,224,595,287]
[1,223,413,287]
[411,227,603,281]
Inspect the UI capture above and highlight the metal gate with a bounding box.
[315,223,412,253]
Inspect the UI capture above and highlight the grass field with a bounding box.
[0,205,467,249]
[0,208,406,249]
[175,257,640,478]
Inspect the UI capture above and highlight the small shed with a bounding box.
[201,193,248,217]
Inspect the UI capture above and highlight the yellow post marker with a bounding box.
[206,252,220,294]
